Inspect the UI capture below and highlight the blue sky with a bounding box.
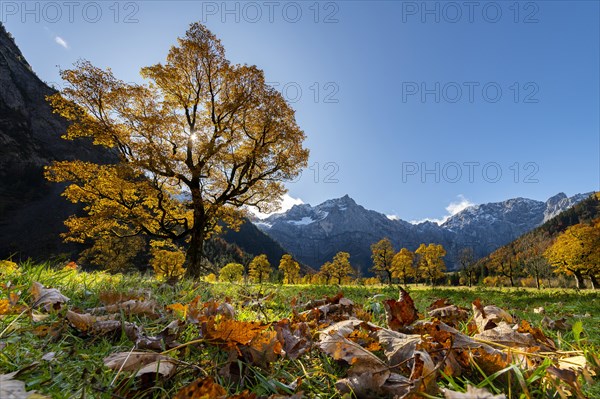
[3,1,599,222]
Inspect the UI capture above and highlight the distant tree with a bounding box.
[545,219,600,289]
[518,233,552,289]
[45,22,309,278]
[457,247,477,287]
[415,243,446,286]
[319,262,333,284]
[219,262,244,282]
[391,248,415,286]
[487,244,521,287]
[248,254,271,283]
[279,254,301,284]
[328,252,354,284]
[371,238,395,284]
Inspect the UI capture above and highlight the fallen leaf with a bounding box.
[274,319,312,360]
[30,282,69,311]
[375,328,421,369]
[428,305,469,327]
[541,316,571,331]
[558,355,587,371]
[86,300,158,317]
[473,323,537,348]
[173,376,227,399]
[517,320,556,351]
[202,318,270,347]
[384,287,418,331]
[0,372,30,399]
[472,299,512,333]
[104,351,172,371]
[319,328,390,395]
[135,359,177,378]
[444,385,506,398]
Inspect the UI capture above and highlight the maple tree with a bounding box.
[278,254,300,284]
[545,218,600,289]
[391,247,415,287]
[219,262,244,282]
[371,238,396,284]
[457,247,477,287]
[321,251,354,284]
[45,22,309,278]
[248,254,271,283]
[415,243,447,286]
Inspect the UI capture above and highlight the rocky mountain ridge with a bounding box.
[254,192,593,274]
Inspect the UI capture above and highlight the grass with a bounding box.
[1,261,599,398]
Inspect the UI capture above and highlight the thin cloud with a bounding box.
[410,195,475,225]
[54,36,69,49]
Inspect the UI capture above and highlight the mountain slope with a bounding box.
[476,192,599,283]
[255,192,593,274]
[0,23,115,260]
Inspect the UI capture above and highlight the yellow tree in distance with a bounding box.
[278,254,300,284]
[391,248,415,286]
[371,238,395,284]
[248,254,271,283]
[323,251,354,284]
[45,22,309,278]
[415,243,447,286]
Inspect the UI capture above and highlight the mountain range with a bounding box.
[254,192,593,275]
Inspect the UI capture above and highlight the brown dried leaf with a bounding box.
[444,385,506,398]
[541,316,571,331]
[384,287,418,331]
[375,328,421,369]
[319,329,389,385]
[517,320,556,351]
[104,351,171,371]
[66,310,97,332]
[244,330,283,367]
[99,290,144,305]
[86,300,158,317]
[0,371,31,399]
[428,305,469,327]
[172,376,227,399]
[30,282,69,311]
[472,299,513,333]
[274,319,312,360]
[474,323,536,348]
[134,359,177,378]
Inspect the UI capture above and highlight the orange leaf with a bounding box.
[384,288,418,331]
[173,376,227,399]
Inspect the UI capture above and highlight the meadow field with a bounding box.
[1,262,598,398]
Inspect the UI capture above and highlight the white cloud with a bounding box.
[54,36,69,49]
[386,214,399,221]
[249,194,304,219]
[410,195,475,225]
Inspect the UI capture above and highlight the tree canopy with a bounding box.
[45,22,309,278]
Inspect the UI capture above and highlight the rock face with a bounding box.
[0,23,114,260]
[255,193,593,274]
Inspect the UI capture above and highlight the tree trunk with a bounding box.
[574,271,586,289]
[184,201,207,279]
[386,270,392,285]
[589,274,598,290]
[535,272,541,290]
[185,233,205,279]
